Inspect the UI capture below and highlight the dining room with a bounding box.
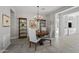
[2,6,61,52]
[2,6,73,53]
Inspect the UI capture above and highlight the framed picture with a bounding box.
[29,20,37,29]
[2,14,10,27]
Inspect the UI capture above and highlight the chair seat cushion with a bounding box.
[30,38,41,43]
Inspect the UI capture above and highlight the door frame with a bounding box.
[55,6,78,47]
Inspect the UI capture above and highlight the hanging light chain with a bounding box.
[37,6,39,19]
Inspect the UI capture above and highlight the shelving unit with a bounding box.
[40,20,46,31]
[19,18,27,38]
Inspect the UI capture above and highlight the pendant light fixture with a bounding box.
[34,6,43,20]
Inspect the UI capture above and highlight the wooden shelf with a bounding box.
[19,18,27,38]
[39,20,46,31]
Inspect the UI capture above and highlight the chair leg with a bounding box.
[50,40,51,46]
[29,42,31,48]
[35,43,37,51]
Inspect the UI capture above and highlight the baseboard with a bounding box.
[0,42,11,53]
[0,49,6,53]
[11,36,18,39]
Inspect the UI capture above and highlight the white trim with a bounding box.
[54,6,79,48]
[56,6,79,14]
[10,8,16,13]
[55,6,79,38]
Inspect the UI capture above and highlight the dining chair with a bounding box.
[27,28,41,51]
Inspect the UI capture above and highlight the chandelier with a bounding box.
[34,6,43,20]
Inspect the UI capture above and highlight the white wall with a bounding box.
[10,9,18,39]
[45,6,73,38]
[59,15,65,37]
[16,13,36,20]
[67,12,79,34]
[58,7,79,37]
[0,7,11,52]
[15,6,73,38]
[16,12,47,31]
[16,12,47,20]
[45,14,55,37]
[60,11,79,36]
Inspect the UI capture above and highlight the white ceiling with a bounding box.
[12,6,62,15]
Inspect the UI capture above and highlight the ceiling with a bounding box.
[12,6,62,15]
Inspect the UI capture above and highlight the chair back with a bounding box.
[27,28,37,42]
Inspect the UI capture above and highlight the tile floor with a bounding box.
[3,38,58,53]
[3,34,79,53]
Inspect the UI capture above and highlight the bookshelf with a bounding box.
[19,18,27,38]
[40,20,46,31]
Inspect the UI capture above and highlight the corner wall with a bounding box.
[10,9,19,39]
[0,7,11,52]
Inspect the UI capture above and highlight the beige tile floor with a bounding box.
[3,38,58,53]
[3,34,79,53]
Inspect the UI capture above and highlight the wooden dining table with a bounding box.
[36,30,49,45]
[36,31,48,37]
